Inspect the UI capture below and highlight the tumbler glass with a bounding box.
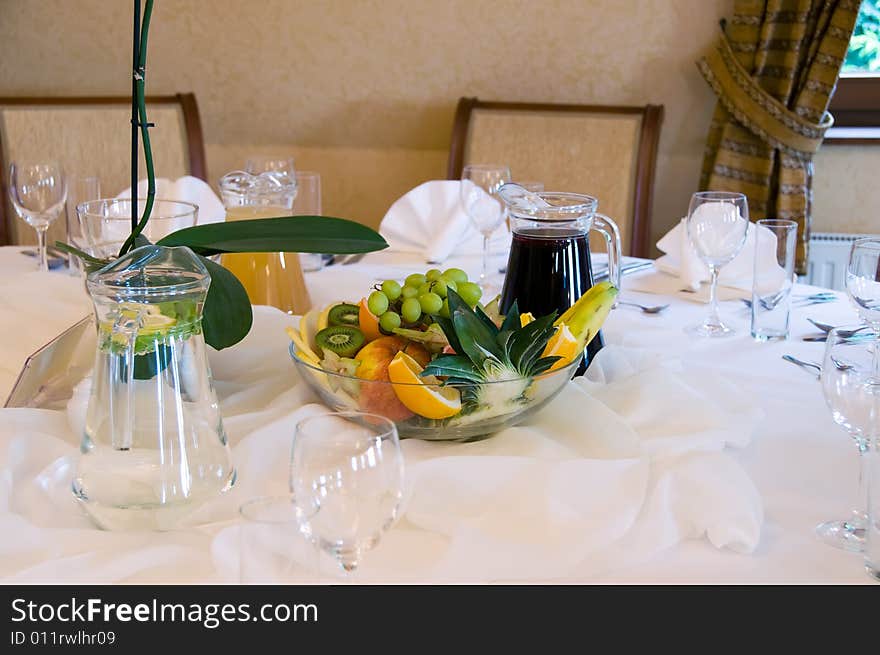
[750,219,797,341]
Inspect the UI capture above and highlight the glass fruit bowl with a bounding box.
[289,343,582,441]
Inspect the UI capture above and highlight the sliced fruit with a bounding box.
[355,336,430,421]
[387,351,462,419]
[542,322,579,371]
[556,281,618,352]
[317,303,334,332]
[299,308,320,352]
[316,325,365,358]
[358,297,383,342]
[286,326,321,365]
[328,303,360,328]
[519,312,535,327]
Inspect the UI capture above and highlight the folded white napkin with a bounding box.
[654,217,780,292]
[379,180,511,264]
[116,176,226,225]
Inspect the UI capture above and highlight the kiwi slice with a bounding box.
[328,303,360,327]
[315,325,365,358]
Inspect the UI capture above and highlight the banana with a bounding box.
[555,281,618,352]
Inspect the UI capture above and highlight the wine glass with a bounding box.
[847,238,880,325]
[460,164,511,291]
[289,412,404,575]
[684,191,749,337]
[9,161,67,272]
[817,326,880,552]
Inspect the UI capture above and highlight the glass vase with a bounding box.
[72,245,236,530]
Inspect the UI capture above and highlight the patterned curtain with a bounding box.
[697,0,860,274]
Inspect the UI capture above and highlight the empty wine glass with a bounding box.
[460,164,511,291]
[289,412,404,575]
[684,191,749,337]
[9,161,67,272]
[818,326,880,552]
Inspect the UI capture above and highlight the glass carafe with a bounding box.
[499,191,621,369]
[73,245,236,531]
[219,170,311,314]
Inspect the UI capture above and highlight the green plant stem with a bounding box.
[119,0,155,257]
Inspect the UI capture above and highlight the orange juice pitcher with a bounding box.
[218,170,311,314]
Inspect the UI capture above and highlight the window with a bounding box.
[828,0,880,140]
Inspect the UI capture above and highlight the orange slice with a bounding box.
[520,312,535,327]
[387,351,461,419]
[542,322,578,371]
[358,297,383,342]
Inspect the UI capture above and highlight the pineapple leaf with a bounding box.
[500,299,521,333]
[508,311,557,372]
[474,304,501,335]
[434,316,464,356]
[531,355,564,376]
[495,329,516,362]
[422,355,483,382]
[453,306,504,367]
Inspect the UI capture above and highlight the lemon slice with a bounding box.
[542,322,578,371]
[140,313,177,334]
[387,351,461,419]
[520,312,535,327]
[285,326,321,365]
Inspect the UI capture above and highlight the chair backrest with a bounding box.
[447,98,663,257]
[0,93,206,246]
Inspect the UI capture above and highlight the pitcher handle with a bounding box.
[591,213,622,304]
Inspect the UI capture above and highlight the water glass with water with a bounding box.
[751,219,797,341]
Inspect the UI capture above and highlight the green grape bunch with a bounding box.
[366,267,483,336]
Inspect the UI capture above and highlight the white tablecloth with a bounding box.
[0,246,871,583]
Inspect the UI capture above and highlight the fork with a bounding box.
[806,319,869,338]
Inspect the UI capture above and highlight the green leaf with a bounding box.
[531,355,564,376]
[500,299,520,333]
[434,316,464,356]
[473,304,501,335]
[199,255,253,350]
[422,355,483,382]
[453,306,504,367]
[508,312,557,374]
[157,216,388,256]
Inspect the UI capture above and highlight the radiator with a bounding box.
[806,232,877,290]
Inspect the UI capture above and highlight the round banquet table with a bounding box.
[0,245,872,584]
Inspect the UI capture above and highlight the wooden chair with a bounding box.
[0,93,207,246]
[447,98,663,257]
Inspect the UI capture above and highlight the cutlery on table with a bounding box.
[806,319,869,338]
[802,331,874,343]
[782,354,821,378]
[340,253,367,265]
[618,300,670,314]
[741,293,837,309]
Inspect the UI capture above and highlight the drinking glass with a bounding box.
[290,171,323,272]
[817,326,880,552]
[239,495,319,583]
[460,164,511,291]
[684,191,749,337]
[847,238,880,375]
[290,412,404,574]
[65,175,101,274]
[9,161,67,272]
[245,155,296,179]
[77,198,197,259]
[750,219,797,341]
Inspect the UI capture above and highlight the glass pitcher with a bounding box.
[498,190,621,369]
[219,170,312,314]
[73,245,236,531]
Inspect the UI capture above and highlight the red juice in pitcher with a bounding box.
[497,190,621,373]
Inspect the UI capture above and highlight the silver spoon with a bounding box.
[806,319,869,339]
[618,300,670,314]
[782,355,821,378]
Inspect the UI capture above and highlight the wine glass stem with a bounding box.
[707,265,720,325]
[481,233,490,282]
[35,225,49,272]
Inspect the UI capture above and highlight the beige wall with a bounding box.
[813,143,880,235]
[1,0,735,246]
